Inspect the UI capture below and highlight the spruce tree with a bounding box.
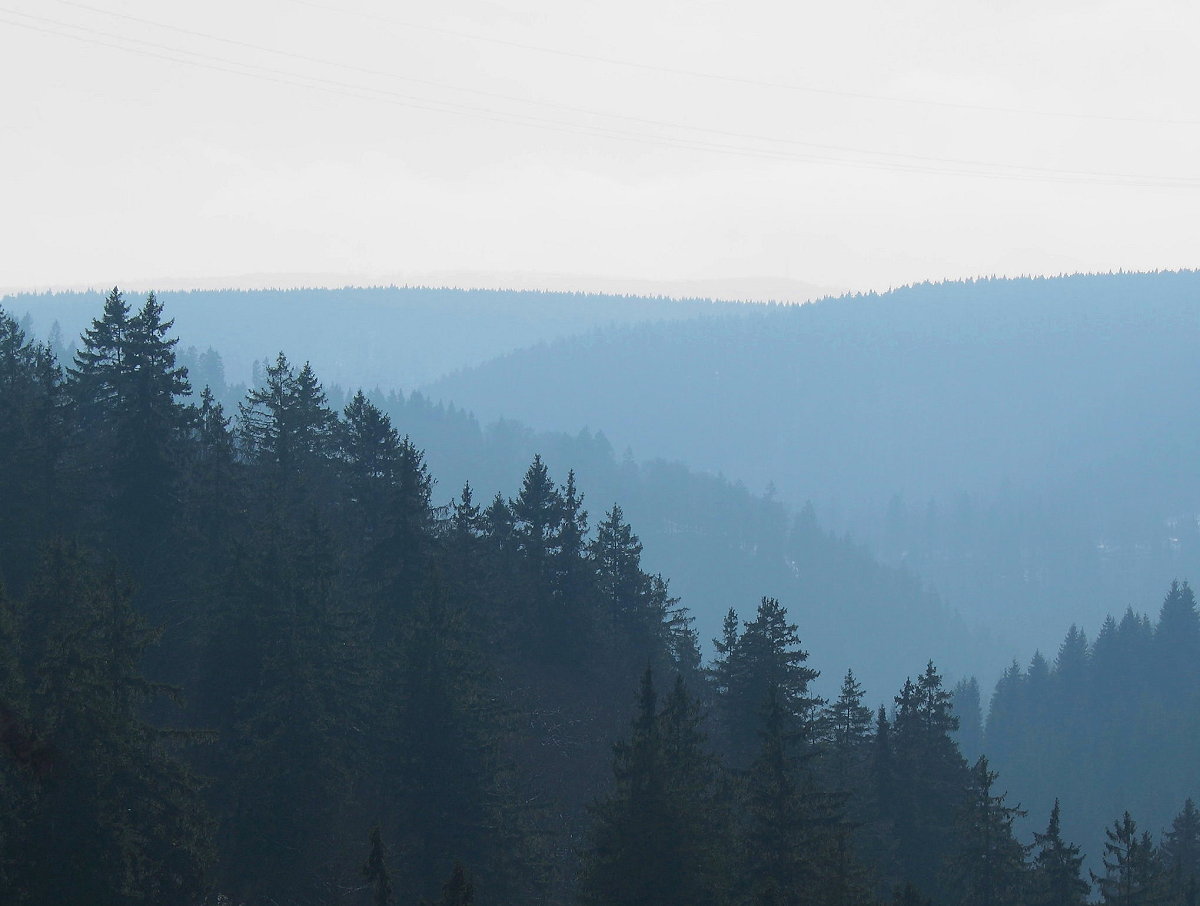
[944,755,1028,906]
[22,544,213,906]
[1029,800,1088,906]
[69,290,191,551]
[741,684,815,905]
[582,668,728,906]
[1163,800,1200,905]
[890,662,969,903]
[0,306,66,585]
[1092,812,1166,906]
[716,597,820,769]
[825,668,873,793]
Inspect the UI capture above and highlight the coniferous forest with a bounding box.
[4,289,1200,906]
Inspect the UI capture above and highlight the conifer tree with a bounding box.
[582,668,728,906]
[890,662,969,903]
[1155,581,1199,694]
[21,544,212,906]
[69,290,192,549]
[945,755,1028,906]
[554,469,590,597]
[483,492,515,551]
[238,353,337,477]
[591,504,678,668]
[741,683,815,905]
[825,669,873,793]
[1092,812,1166,906]
[68,286,131,418]
[716,597,820,769]
[341,389,401,489]
[0,307,66,584]
[1029,800,1088,906]
[1163,800,1200,905]
[511,454,563,573]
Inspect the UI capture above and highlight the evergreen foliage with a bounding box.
[2,292,1197,906]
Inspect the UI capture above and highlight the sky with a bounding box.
[2,0,1199,299]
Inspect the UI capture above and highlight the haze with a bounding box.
[3,0,1200,296]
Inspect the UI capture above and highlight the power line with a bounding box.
[2,7,1198,189]
[282,0,1200,129]
[39,0,1198,182]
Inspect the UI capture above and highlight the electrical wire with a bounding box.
[36,0,1199,182]
[281,0,1200,129]
[2,6,1198,189]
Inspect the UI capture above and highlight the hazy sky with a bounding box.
[3,0,1199,298]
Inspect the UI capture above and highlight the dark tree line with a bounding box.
[0,290,1195,905]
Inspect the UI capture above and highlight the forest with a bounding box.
[2,289,1198,905]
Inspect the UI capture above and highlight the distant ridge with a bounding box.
[423,269,1200,660]
[5,283,749,392]
[0,269,839,304]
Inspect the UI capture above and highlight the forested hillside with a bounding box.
[5,290,1197,905]
[964,579,1200,884]
[157,344,986,698]
[7,285,744,393]
[423,271,1200,659]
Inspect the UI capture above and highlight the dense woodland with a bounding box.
[19,303,977,702]
[956,579,1200,890]
[424,270,1200,662]
[2,289,1198,905]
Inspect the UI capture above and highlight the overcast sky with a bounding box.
[2,0,1199,299]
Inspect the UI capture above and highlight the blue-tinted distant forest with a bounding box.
[6,277,1200,905]
[9,285,744,393]
[426,271,1200,658]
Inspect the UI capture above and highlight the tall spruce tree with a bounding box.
[0,307,66,586]
[716,597,820,770]
[1029,800,1088,906]
[582,668,728,906]
[1092,812,1166,906]
[741,683,821,906]
[891,662,969,902]
[69,290,191,551]
[1163,800,1200,906]
[20,543,212,906]
[945,755,1028,906]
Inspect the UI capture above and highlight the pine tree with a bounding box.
[68,286,132,419]
[741,683,815,906]
[944,755,1028,906]
[581,668,728,906]
[341,390,401,489]
[1155,581,1199,694]
[21,543,213,906]
[1092,812,1166,906]
[483,492,515,551]
[511,454,563,573]
[238,353,337,477]
[553,469,590,599]
[1163,800,1200,905]
[0,306,67,586]
[891,662,969,903]
[68,290,192,549]
[592,504,669,665]
[825,669,873,793]
[711,607,740,697]
[716,597,820,769]
[951,676,984,764]
[1029,800,1088,906]
[222,517,361,905]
